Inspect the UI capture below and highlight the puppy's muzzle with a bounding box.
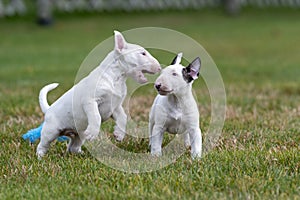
[155,83,161,90]
[155,83,173,95]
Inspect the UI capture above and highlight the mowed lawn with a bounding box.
[0,9,299,199]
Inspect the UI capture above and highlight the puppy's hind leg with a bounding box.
[36,123,60,159]
[67,135,84,154]
[59,129,83,154]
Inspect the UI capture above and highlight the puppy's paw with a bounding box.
[86,134,97,141]
[72,149,84,155]
[113,130,125,142]
[184,134,191,148]
[191,152,201,160]
[184,141,191,148]
[151,151,162,157]
[68,146,84,154]
[36,151,45,160]
[84,129,98,141]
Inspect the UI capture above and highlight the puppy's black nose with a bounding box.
[155,83,161,90]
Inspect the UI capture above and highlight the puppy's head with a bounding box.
[154,53,201,96]
[113,31,161,84]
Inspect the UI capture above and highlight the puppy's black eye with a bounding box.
[141,52,146,56]
[172,72,178,76]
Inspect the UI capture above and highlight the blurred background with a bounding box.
[1,0,300,19]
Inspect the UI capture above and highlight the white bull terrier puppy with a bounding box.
[149,53,202,159]
[36,31,161,158]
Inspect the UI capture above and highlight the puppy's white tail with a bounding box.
[39,83,59,114]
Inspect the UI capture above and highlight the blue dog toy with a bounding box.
[22,122,68,143]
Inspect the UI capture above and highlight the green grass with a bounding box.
[0,9,299,199]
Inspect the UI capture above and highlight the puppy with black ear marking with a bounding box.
[149,53,202,159]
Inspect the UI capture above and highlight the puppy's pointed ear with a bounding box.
[188,57,201,80]
[114,30,127,53]
[182,57,201,83]
[170,52,183,65]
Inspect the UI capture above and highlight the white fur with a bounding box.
[39,83,59,113]
[149,53,202,159]
[36,31,161,158]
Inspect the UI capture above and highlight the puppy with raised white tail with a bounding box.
[36,31,161,158]
[149,53,202,159]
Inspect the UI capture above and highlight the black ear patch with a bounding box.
[182,57,201,83]
[182,67,194,83]
[170,55,178,65]
[170,52,182,65]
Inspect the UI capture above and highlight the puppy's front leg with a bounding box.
[150,125,165,156]
[112,105,127,141]
[184,133,191,148]
[189,128,202,159]
[83,101,101,141]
